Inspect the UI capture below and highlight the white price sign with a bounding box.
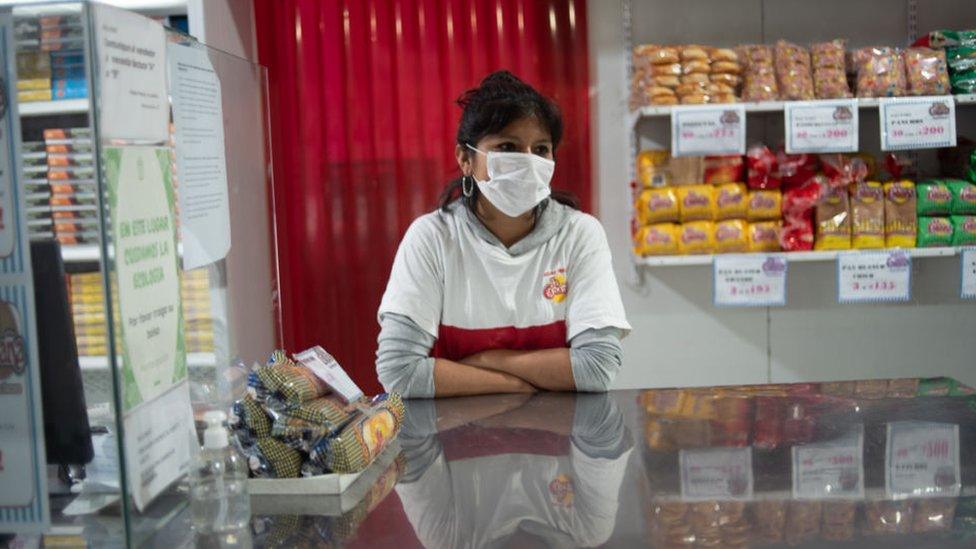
[713,254,787,307]
[680,447,753,501]
[671,105,746,156]
[785,100,858,153]
[792,428,864,500]
[961,248,976,299]
[879,96,957,151]
[886,421,960,498]
[837,251,911,303]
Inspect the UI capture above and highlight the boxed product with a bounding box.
[633,223,679,256]
[677,185,716,222]
[714,219,748,253]
[678,221,715,254]
[747,221,782,252]
[917,216,954,247]
[635,188,679,224]
[715,183,748,220]
[747,190,782,221]
[884,180,917,248]
[850,182,885,249]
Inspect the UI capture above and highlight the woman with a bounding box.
[376,71,630,398]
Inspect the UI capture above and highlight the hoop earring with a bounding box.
[462,175,474,197]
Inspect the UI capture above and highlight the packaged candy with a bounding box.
[714,219,748,253]
[951,215,976,246]
[715,183,748,220]
[884,180,918,248]
[850,182,885,249]
[748,221,782,252]
[635,188,679,224]
[928,29,976,48]
[916,180,953,215]
[703,155,744,184]
[852,47,907,97]
[947,179,976,214]
[306,394,404,474]
[678,221,716,254]
[903,47,950,95]
[814,187,852,250]
[677,185,716,222]
[637,150,671,188]
[747,190,782,221]
[774,40,815,100]
[917,216,954,247]
[633,223,680,256]
[747,144,780,189]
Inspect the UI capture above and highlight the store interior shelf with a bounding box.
[637,246,961,267]
[18,99,89,117]
[631,94,976,126]
[79,352,216,371]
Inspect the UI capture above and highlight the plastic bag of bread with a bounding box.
[747,190,782,221]
[781,216,814,251]
[678,221,716,254]
[680,45,709,63]
[774,40,815,100]
[884,180,917,248]
[814,186,852,250]
[677,185,716,221]
[637,149,671,188]
[853,47,908,97]
[904,47,950,95]
[850,182,885,249]
[714,219,749,253]
[715,183,748,220]
[703,155,744,184]
[747,144,780,189]
[634,223,680,256]
[306,393,403,474]
[748,221,782,251]
[633,44,680,67]
[635,188,679,224]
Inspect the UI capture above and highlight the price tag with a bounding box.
[714,254,787,307]
[886,421,960,498]
[671,105,746,157]
[879,96,957,151]
[837,250,911,303]
[785,100,858,153]
[792,427,864,500]
[294,345,364,403]
[961,248,976,299]
[679,447,753,501]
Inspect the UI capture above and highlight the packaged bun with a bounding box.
[653,75,680,88]
[683,60,711,74]
[713,93,738,104]
[652,95,679,105]
[681,46,709,62]
[711,61,742,74]
[711,73,743,87]
[680,93,709,104]
[647,86,676,97]
[681,73,710,85]
[652,63,682,76]
[711,48,739,63]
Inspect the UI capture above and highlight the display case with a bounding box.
[0,1,278,546]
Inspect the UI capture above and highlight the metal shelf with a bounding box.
[637,247,960,267]
[18,99,89,117]
[60,244,100,263]
[631,94,976,127]
[79,352,216,371]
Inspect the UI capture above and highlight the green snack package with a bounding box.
[947,179,976,213]
[917,216,954,247]
[971,150,976,183]
[951,215,976,245]
[916,181,953,215]
[929,29,976,48]
[951,69,976,93]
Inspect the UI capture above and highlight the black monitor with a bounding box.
[30,239,93,466]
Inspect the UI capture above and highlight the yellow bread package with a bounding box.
[884,180,917,248]
[677,184,716,222]
[715,183,748,220]
[637,149,671,188]
[747,190,782,221]
[635,188,679,224]
[850,181,885,249]
[748,221,782,252]
[814,186,852,251]
[714,219,749,253]
[633,223,680,256]
[678,221,716,254]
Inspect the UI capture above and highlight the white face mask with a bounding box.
[467,144,555,217]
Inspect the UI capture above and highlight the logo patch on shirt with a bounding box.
[542,268,567,303]
[548,474,575,508]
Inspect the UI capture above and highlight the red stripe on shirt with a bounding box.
[431,321,568,361]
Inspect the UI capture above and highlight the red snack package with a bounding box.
[781,217,815,251]
[781,179,822,251]
[777,149,820,189]
[747,144,780,189]
[820,154,869,190]
[883,152,917,180]
[703,155,745,185]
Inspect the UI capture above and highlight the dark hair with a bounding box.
[439,70,579,211]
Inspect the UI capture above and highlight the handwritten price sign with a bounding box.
[671,105,746,156]
[792,428,864,500]
[680,447,753,501]
[837,251,911,303]
[886,421,960,498]
[880,96,957,151]
[785,100,859,153]
[714,255,787,307]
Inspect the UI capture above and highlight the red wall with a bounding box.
[254,0,591,393]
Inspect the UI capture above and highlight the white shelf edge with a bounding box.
[18,99,89,117]
[61,244,100,263]
[632,94,976,125]
[637,247,961,267]
[80,352,215,371]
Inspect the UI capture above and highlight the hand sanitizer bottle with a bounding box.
[190,410,251,534]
